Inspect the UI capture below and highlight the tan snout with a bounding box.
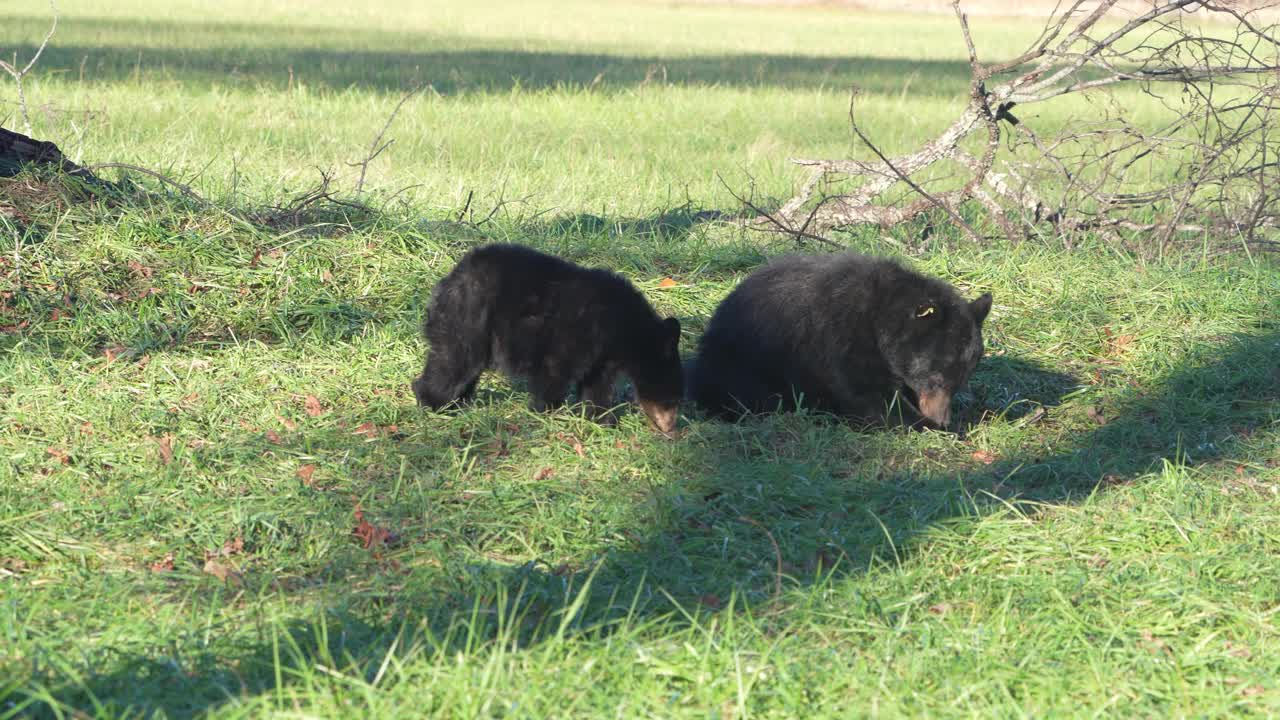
[915,388,952,429]
[638,399,679,436]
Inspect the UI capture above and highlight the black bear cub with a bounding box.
[412,243,684,434]
[688,252,991,430]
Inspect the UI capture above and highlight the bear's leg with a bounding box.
[579,365,620,426]
[413,345,483,410]
[695,355,777,418]
[824,380,887,424]
[459,377,480,403]
[528,374,570,413]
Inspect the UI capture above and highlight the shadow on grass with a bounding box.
[5,16,975,96]
[14,328,1278,716]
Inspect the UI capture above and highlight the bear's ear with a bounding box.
[970,293,993,326]
[662,317,682,353]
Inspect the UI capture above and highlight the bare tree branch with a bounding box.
[847,86,984,243]
[0,0,58,135]
[754,0,1280,254]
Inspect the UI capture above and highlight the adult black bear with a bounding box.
[412,244,684,434]
[687,252,991,429]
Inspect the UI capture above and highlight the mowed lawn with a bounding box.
[2,0,1279,717]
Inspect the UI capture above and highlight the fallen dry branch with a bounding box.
[762,0,1280,252]
[74,162,206,204]
[0,125,97,179]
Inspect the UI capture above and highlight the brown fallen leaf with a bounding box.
[1,319,31,334]
[127,260,154,278]
[149,552,175,572]
[278,415,298,431]
[265,430,282,444]
[351,504,401,551]
[304,395,324,417]
[972,449,997,465]
[557,432,586,458]
[46,446,70,464]
[1086,406,1107,425]
[698,593,723,610]
[354,422,379,437]
[202,558,240,582]
[928,602,953,616]
[153,435,174,465]
[1140,629,1169,654]
[1103,327,1136,356]
[533,467,555,481]
[1242,686,1266,697]
[483,437,508,458]
[1225,641,1252,659]
[296,464,317,486]
[102,345,128,362]
[205,536,244,560]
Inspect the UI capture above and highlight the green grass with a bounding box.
[2,0,1280,717]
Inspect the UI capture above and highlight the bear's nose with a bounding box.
[638,399,679,436]
[915,388,952,429]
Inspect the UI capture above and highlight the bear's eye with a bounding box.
[915,305,936,318]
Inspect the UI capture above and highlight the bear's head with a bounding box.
[878,290,992,429]
[629,316,684,435]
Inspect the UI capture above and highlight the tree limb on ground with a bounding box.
[758,0,1280,253]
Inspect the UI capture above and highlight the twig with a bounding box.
[846,86,985,244]
[75,163,208,206]
[351,84,423,194]
[720,173,842,247]
[456,189,474,222]
[0,0,57,135]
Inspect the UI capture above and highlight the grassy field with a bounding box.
[2,0,1279,717]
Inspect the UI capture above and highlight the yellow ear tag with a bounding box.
[916,305,936,318]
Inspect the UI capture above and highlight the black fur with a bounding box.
[687,252,992,429]
[412,244,684,432]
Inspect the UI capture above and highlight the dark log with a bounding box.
[0,125,99,180]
